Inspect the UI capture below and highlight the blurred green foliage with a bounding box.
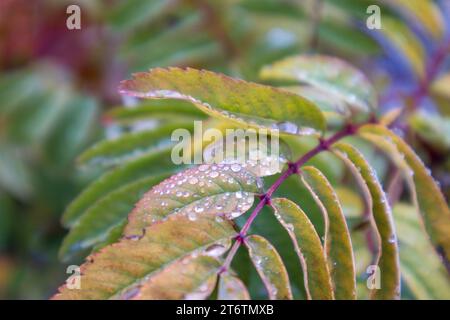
[0,0,449,299]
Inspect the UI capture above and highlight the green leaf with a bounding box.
[408,113,450,152]
[59,174,170,262]
[130,256,219,300]
[333,142,400,299]
[44,95,98,165]
[6,90,69,145]
[300,166,356,299]
[53,214,235,299]
[430,73,450,116]
[260,54,377,113]
[91,220,127,253]
[358,124,450,264]
[281,85,350,118]
[118,67,326,135]
[107,99,207,124]
[0,144,33,199]
[377,17,425,78]
[245,235,293,300]
[318,20,380,56]
[271,198,334,300]
[393,203,450,300]
[77,121,194,167]
[387,0,444,39]
[217,273,251,300]
[62,148,177,227]
[124,163,263,237]
[335,187,364,219]
[107,0,171,32]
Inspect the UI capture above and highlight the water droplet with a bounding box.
[189,177,199,185]
[388,234,396,244]
[209,171,219,178]
[275,121,298,134]
[204,244,227,257]
[194,205,204,213]
[286,223,294,231]
[188,212,197,221]
[230,211,241,218]
[231,164,241,172]
[256,178,264,189]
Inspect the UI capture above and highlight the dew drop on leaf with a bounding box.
[231,164,241,172]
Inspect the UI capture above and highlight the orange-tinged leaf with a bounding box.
[300,166,356,299]
[53,214,236,300]
[118,67,326,135]
[217,273,250,300]
[333,142,400,299]
[271,198,334,300]
[132,256,220,300]
[245,235,293,300]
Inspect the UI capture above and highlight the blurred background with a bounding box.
[0,0,449,299]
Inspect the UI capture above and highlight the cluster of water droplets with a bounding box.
[132,163,262,229]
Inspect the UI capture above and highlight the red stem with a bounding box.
[219,122,363,274]
[409,40,450,110]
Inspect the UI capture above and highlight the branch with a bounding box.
[219,121,369,274]
[409,39,450,111]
